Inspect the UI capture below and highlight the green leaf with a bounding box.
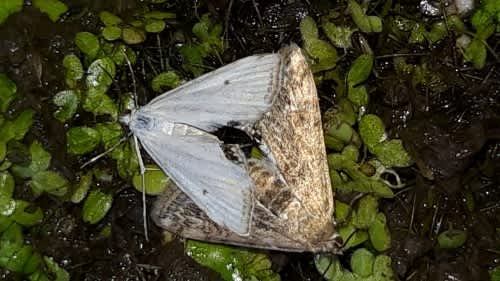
[43,256,70,281]
[62,54,83,88]
[372,255,394,279]
[30,170,69,196]
[353,195,378,229]
[11,200,43,226]
[471,9,494,32]
[92,167,113,182]
[28,271,51,281]
[464,38,487,69]
[350,248,374,277]
[111,141,139,179]
[132,165,171,195]
[359,114,386,148]
[348,0,382,33]
[341,145,359,162]
[191,14,223,55]
[303,38,339,72]
[371,139,413,168]
[11,141,51,178]
[340,226,369,250]
[0,171,14,198]
[75,32,100,59]
[145,19,166,33]
[409,24,426,44]
[334,200,350,223]
[347,54,374,87]
[186,240,280,281]
[108,44,136,66]
[347,85,369,107]
[82,190,113,224]
[437,229,467,249]
[32,0,68,22]
[122,27,146,45]
[0,159,11,171]
[4,244,34,272]
[322,22,356,49]
[368,213,391,251]
[192,15,211,42]
[315,256,358,281]
[179,44,205,76]
[94,122,122,149]
[66,126,100,155]
[22,252,42,274]
[99,11,122,26]
[0,74,17,112]
[299,16,319,40]
[82,88,118,118]
[0,111,35,158]
[1,222,23,244]
[144,11,176,20]
[315,255,347,281]
[70,172,92,203]
[300,17,339,73]
[0,215,14,233]
[12,110,35,141]
[0,196,16,216]
[151,71,180,92]
[0,0,23,25]
[86,57,116,90]
[53,90,79,122]
[102,26,122,41]
[426,21,447,43]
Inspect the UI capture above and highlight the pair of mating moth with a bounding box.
[121,44,340,252]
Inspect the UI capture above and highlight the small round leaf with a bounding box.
[82,190,113,224]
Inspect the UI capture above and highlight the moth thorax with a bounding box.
[133,113,156,131]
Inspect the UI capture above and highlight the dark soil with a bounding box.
[0,0,499,280]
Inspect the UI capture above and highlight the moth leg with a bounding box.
[222,143,249,167]
[133,135,149,241]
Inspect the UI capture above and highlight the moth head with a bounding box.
[119,112,132,126]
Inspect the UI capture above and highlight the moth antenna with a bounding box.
[123,52,138,110]
[124,48,149,241]
[251,0,263,26]
[80,135,129,169]
[156,34,165,71]
[133,134,149,241]
[223,0,233,45]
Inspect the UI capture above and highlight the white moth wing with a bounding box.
[132,119,254,235]
[142,53,283,131]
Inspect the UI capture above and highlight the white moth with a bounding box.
[120,51,283,235]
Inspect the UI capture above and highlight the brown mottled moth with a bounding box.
[151,45,340,252]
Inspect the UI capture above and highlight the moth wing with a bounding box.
[137,125,254,235]
[152,184,328,252]
[256,45,333,220]
[142,53,283,131]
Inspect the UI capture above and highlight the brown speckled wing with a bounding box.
[151,45,339,253]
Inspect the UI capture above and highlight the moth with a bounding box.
[151,45,340,252]
[121,47,283,235]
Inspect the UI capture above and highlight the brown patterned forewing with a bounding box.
[253,44,334,244]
